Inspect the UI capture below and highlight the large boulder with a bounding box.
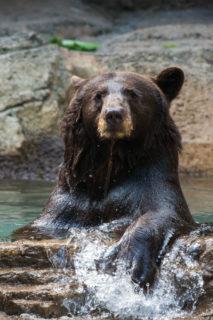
[0,38,73,180]
[0,44,70,155]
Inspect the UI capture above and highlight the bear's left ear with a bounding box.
[154,67,184,101]
[71,75,85,90]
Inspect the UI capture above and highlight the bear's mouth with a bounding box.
[97,117,133,139]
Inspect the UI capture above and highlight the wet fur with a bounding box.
[14,68,196,287]
[97,116,133,139]
[61,74,182,194]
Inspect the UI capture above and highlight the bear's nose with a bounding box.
[104,108,124,126]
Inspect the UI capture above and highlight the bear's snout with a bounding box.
[104,107,124,126]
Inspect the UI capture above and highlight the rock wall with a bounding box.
[95,23,213,175]
[84,0,213,10]
[0,35,71,180]
[0,2,212,180]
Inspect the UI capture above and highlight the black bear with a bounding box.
[15,67,196,286]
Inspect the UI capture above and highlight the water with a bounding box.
[180,176,213,223]
[52,227,208,319]
[0,177,212,319]
[0,179,54,241]
[0,176,212,241]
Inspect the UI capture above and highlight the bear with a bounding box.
[14,67,197,287]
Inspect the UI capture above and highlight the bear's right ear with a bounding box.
[71,75,85,90]
[154,67,184,101]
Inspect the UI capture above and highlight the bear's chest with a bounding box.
[66,171,149,226]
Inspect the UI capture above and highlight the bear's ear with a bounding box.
[155,67,184,101]
[71,75,85,90]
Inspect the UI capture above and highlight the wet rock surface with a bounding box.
[0,239,81,318]
[0,229,212,319]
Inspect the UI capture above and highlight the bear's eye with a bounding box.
[95,92,102,102]
[123,88,138,99]
[94,92,103,112]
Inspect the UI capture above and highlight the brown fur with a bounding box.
[61,71,182,196]
[97,116,133,139]
[14,67,196,287]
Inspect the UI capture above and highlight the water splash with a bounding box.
[60,227,205,319]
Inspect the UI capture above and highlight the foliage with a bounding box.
[162,42,180,49]
[50,37,101,51]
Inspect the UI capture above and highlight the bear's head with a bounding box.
[62,67,184,188]
[66,67,183,142]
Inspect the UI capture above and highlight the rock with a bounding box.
[95,22,213,175]
[0,45,72,148]
[0,43,72,179]
[158,230,213,319]
[0,0,112,38]
[0,32,45,54]
[0,115,25,155]
[0,311,86,320]
[0,0,112,181]
[0,312,17,320]
[0,239,82,318]
[0,239,77,269]
[0,4,213,179]
[159,234,213,314]
[0,230,212,319]
[84,0,212,11]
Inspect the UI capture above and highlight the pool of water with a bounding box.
[0,176,212,241]
[0,180,54,241]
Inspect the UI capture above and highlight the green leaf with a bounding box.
[162,42,180,49]
[50,37,101,51]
